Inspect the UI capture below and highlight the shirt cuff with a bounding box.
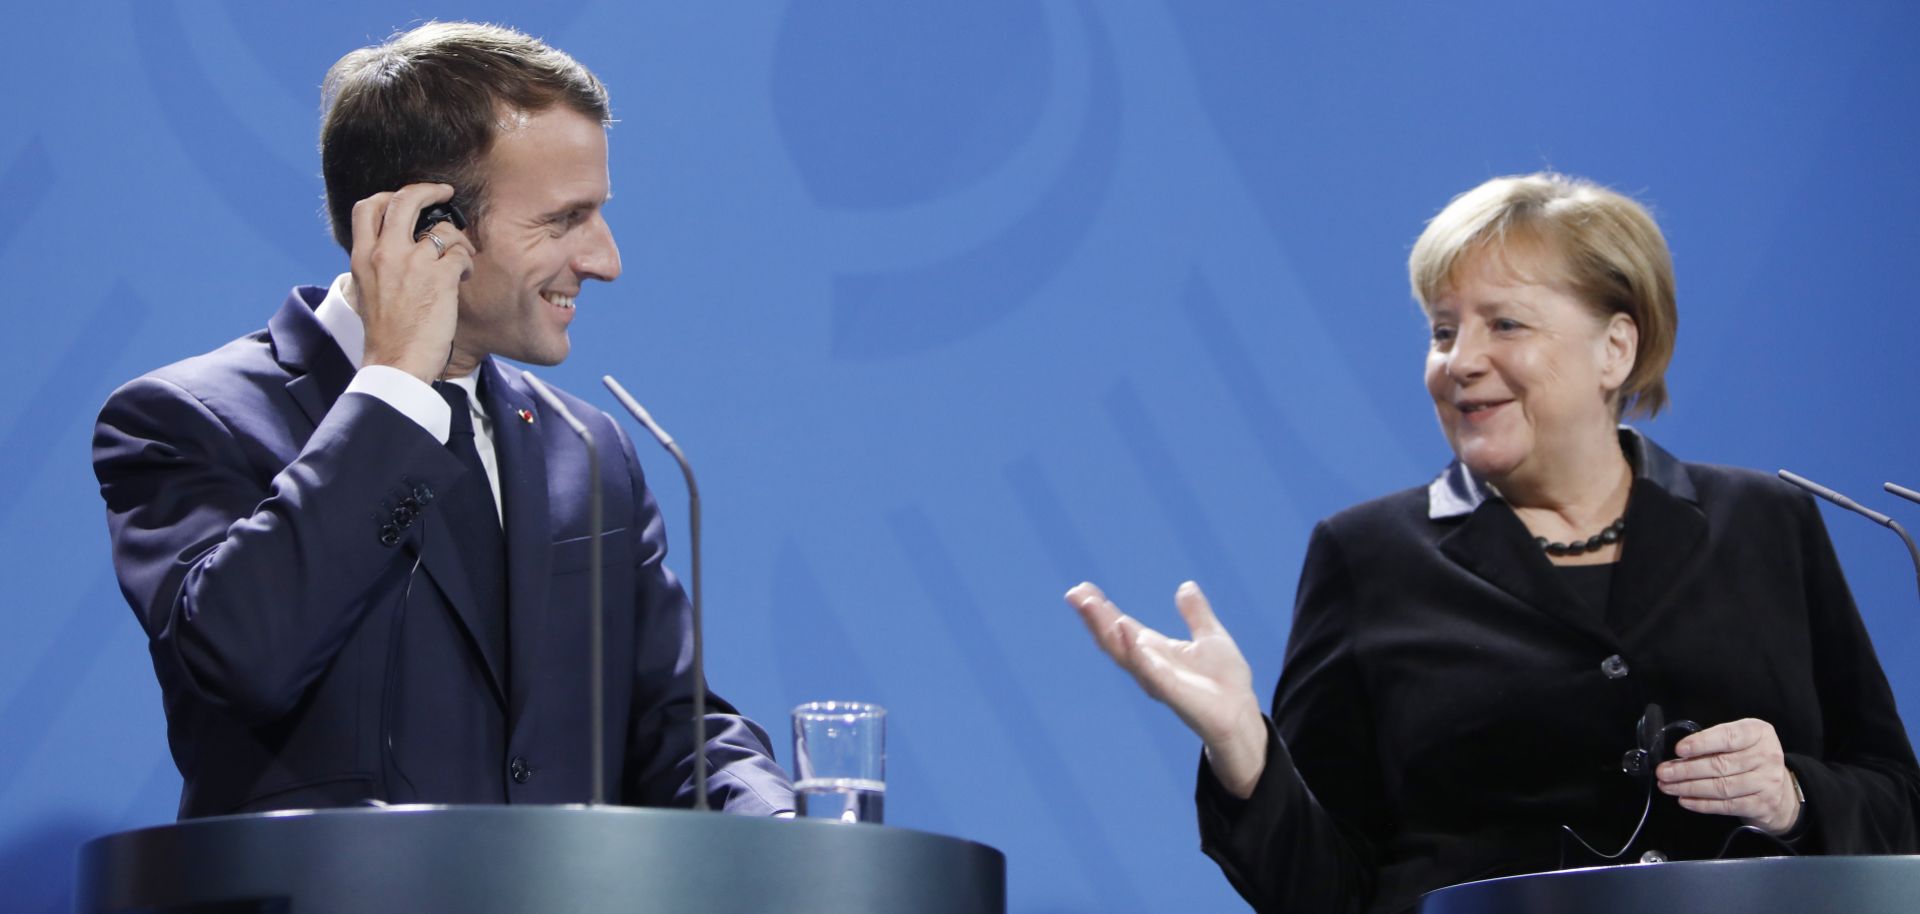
[347,365,450,444]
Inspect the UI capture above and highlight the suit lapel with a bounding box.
[483,360,552,728]
[1437,500,1615,646]
[1608,477,1708,637]
[267,289,356,430]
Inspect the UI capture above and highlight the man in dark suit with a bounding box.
[92,22,793,818]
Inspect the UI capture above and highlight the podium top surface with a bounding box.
[1418,855,1920,914]
[77,805,1006,914]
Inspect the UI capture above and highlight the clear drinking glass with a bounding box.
[791,701,886,824]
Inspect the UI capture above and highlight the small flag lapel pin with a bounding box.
[517,409,535,424]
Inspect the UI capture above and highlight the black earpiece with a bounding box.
[414,202,468,237]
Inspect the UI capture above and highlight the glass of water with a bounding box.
[791,701,885,824]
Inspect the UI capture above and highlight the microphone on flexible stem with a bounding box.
[1778,469,1920,600]
[602,374,710,812]
[522,372,607,807]
[1885,482,1920,507]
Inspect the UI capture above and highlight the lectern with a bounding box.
[76,806,1004,914]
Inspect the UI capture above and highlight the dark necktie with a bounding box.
[433,381,508,673]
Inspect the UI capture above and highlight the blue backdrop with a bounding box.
[5,2,1919,911]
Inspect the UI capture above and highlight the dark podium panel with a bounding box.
[76,806,1005,914]
[1419,856,1920,914]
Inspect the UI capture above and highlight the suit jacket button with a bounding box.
[392,504,417,527]
[1600,654,1630,679]
[510,756,531,784]
[412,482,434,505]
[379,525,401,547]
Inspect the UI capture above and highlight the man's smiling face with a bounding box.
[448,105,620,376]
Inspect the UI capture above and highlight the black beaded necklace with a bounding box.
[1537,516,1626,556]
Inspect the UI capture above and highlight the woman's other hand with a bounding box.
[1065,581,1269,798]
[1656,718,1802,834]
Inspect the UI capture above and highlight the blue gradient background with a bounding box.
[5,2,1920,911]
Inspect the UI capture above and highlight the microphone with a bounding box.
[1779,469,1894,524]
[1886,482,1920,507]
[1778,469,1920,600]
[522,371,607,807]
[602,374,710,812]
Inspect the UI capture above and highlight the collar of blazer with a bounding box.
[269,286,358,430]
[1428,427,1710,644]
[1426,426,1700,520]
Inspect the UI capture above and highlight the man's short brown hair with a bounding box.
[319,22,611,250]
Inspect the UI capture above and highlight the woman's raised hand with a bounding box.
[1065,581,1269,797]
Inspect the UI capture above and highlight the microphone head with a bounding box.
[1885,481,1920,507]
[602,374,676,448]
[1777,468,1829,498]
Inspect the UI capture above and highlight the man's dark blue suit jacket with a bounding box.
[93,286,794,818]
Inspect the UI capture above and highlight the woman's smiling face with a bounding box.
[1423,243,1637,487]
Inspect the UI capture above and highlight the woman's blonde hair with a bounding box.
[1409,173,1677,418]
